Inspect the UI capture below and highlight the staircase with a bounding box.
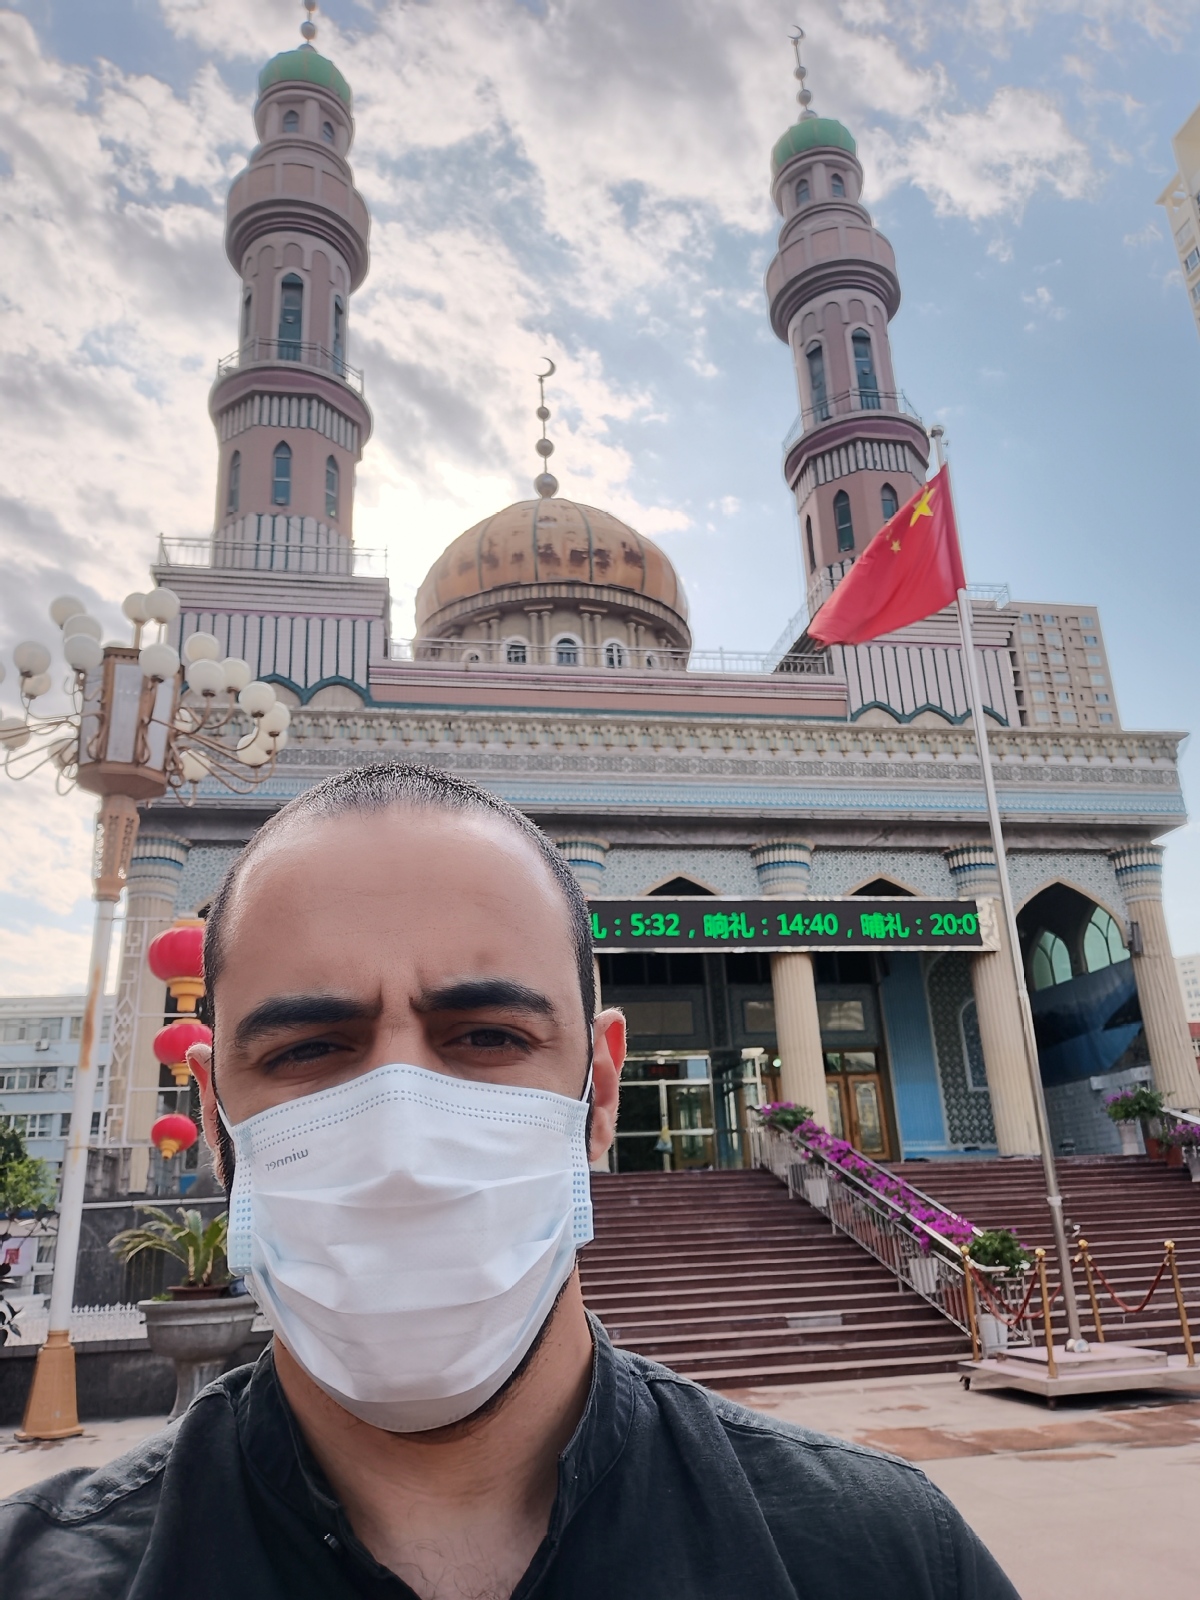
[891,1157,1200,1358]
[580,1169,970,1389]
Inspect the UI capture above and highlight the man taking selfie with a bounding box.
[0,764,1018,1598]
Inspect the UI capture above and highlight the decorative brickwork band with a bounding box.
[1109,846,1198,1110]
[749,839,814,897]
[555,838,610,897]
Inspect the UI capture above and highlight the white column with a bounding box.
[750,841,827,1124]
[1111,845,1200,1111]
[944,846,1040,1155]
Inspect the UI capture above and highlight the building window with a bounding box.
[880,483,898,521]
[555,637,580,666]
[282,108,300,133]
[806,344,829,421]
[1035,709,1052,722]
[322,120,335,144]
[604,642,626,668]
[1027,671,1044,683]
[1049,652,1066,665]
[1061,709,1077,722]
[1025,651,1040,663]
[805,515,816,569]
[1095,692,1110,703]
[1100,712,1113,723]
[1031,930,1072,990]
[1032,691,1046,702]
[226,450,241,515]
[1186,247,1200,273]
[796,178,810,204]
[1081,615,1094,625]
[241,291,252,343]
[505,640,527,664]
[1042,613,1057,623]
[332,296,345,374]
[1084,907,1129,973]
[1085,651,1102,665]
[1191,283,1200,304]
[1090,673,1106,686]
[833,490,854,552]
[325,455,339,519]
[1019,612,1032,622]
[278,273,303,360]
[1057,690,1072,703]
[852,331,880,409]
[830,172,845,196]
[1083,633,1098,645]
[272,441,292,507]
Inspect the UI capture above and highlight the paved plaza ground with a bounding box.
[2,1372,1196,1596]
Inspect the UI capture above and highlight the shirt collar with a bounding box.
[235,1313,636,1575]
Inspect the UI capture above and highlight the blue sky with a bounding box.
[1,0,1199,990]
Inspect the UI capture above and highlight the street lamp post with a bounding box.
[1,586,288,1439]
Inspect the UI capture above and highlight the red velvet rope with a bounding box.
[966,1264,1040,1329]
[1080,1251,1169,1318]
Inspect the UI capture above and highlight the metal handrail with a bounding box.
[781,387,923,452]
[751,1126,1033,1345]
[390,637,836,676]
[215,338,365,396]
[156,535,387,577]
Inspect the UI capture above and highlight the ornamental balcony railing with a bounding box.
[157,535,387,577]
[215,338,365,397]
[781,387,923,453]
[750,1125,1035,1346]
[388,637,837,676]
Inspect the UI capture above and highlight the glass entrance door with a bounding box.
[824,1049,891,1159]
[615,1055,715,1172]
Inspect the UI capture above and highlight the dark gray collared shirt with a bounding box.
[1,1324,1018,1598]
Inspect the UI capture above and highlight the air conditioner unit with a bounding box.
[33,1040,50,1052]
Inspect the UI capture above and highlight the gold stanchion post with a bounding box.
[1165,1241,1196,1368]
[961,1245,981,1362]
[1036,1248,1058,1380]
[1076,1239,1104,1344]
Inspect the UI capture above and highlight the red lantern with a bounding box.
[147,919,205,1012]
[153,1019,212,1088]
[151,1113,199,1161]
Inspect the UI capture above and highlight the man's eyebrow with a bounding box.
[413,979,556,1018]
[232,994,380,1050]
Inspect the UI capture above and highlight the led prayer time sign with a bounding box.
[587,898,995,953]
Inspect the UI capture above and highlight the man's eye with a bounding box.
[264,1039,341,1070]
[455,1028,528,1052]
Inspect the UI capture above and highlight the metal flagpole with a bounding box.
[930,425,1087,1353]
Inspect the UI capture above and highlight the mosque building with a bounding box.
[93,24,1198,1195]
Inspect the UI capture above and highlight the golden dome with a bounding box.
[415,497,688,634]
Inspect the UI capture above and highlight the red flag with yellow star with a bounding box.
[808,465,966,645]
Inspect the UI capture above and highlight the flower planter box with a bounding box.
[802,1176,829,1211]
[1117,1121,1141,1157]
[1184,1148,1200,1184]
[977,1312,1009,1357]
[907,1255,940,1297]
[139,1295,259,1420]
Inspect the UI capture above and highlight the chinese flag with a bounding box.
[808,465,966,645]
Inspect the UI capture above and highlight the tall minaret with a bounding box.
[765,33,928,614]
[209,0,373,557]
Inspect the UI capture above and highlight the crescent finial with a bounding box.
[538,357,556,378]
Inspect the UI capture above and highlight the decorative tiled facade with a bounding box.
[925,952,997,1148]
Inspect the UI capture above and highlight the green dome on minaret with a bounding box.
[258,45,352,108]
[771,116,856,177]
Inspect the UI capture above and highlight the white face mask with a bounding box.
[223,1061,593,1433]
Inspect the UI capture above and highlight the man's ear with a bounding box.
[187,1043,221,1159]
[588,1008,625,1165]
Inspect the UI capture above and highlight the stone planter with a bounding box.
[139,1295,259,1420]
[1184,1147,1200,1184]
[1117,1121,1141,1157]
[977,1312,1009,1357]
[907,1255,940,1297]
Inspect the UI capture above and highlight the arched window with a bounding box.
[1083,907,1130,973]
[805,514,816,570]
[795,177,810,204]
[226,450,240,516]
[278,274,303,360]
[332,296,345,374]
[604,641,626,668]
[833,490,854,552]
[1031,930,1072,990]
[272,441,292,507]
[806,344,829,422]
[505,640,528,664]
[830,171,845,196]
[852,330,880,410]
[881,483,898,522]
[282,109,300,133]
[555,637,580,666]
[322,120,335,144]
[240,292,252,344]
[325,455,339,519]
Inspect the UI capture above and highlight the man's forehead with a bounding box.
[224,804,568,940]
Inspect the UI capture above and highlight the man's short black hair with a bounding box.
[200,761,596,1029]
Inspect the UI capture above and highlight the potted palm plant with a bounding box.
[967,1230,1032,1356]
[110,1207,258,1419]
